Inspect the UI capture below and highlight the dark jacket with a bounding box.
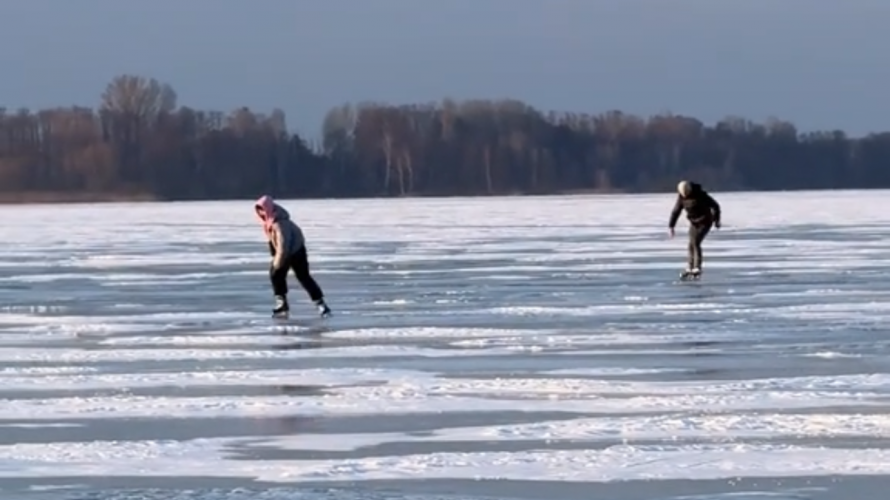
[669,183,721,228]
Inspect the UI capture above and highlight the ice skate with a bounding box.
[272,295,290,318]
[316,299,332,318]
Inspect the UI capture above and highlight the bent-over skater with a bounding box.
[668,180,721,279]
[254,195,332,318]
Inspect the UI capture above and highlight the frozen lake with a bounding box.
[3,191,890,500]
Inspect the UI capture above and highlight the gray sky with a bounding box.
[1,0,888,139]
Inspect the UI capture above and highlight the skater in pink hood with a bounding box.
[254,195,331,318]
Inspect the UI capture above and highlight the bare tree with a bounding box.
[2,74,890,202]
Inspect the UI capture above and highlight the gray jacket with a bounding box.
[267,203,305,268]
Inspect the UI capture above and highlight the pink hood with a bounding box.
[255,195,277,233]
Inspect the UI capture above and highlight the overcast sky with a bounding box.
[0,0,887,139]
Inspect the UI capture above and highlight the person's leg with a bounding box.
[290,246,331,316]
[290,246,324,301]
[270,262,290,314]
[692,222,712,271]
[686,224,699,272]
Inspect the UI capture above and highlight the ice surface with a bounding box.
[6,439,890,483]
[3,191,890,500]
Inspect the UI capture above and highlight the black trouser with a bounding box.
[270,245,324,302]
[688,221,712,270]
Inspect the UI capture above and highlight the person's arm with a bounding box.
[668,195,683,229]
[270,223,286,269]
[706,193,721,226]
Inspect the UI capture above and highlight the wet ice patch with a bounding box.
[250,445,890,482]
[486,303,732,317]
[542,367,690,376]
[371,299,413,305]
[0,311,262,339]
[0,344,515,363]
[802,351,863,359]
[448,331,752,349]
[4,439,890,483]
[0,423,82,429]
[4,387,882,421]
[765,301,890,321]
[0,367,421,392]
[69,253,262,269]
[260,412,890,451]
[323,327,532,340]
[415,373,890,396]
[0,366,98,376]
[96,334,299,346]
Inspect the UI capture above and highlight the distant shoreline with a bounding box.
[0,188,627,205]
[3,74,887,207]
[0,186,872,205]
[0,192,161,205]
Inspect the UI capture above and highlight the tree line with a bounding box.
[0,73,887,203]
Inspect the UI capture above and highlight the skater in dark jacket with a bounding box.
[254,195,332,318]
[668,180,721,279]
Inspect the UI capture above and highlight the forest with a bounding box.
[0,73,887,202]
